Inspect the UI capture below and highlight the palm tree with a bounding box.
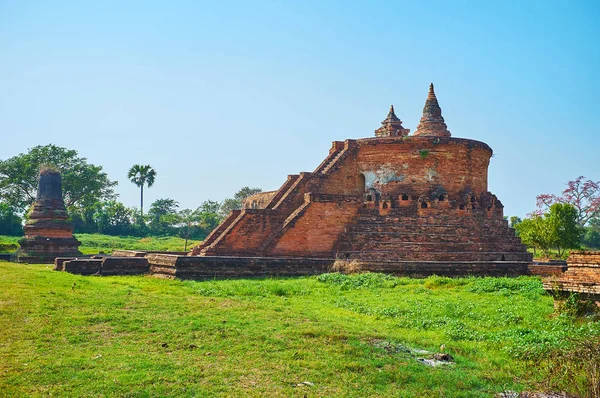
[127,164,156,217]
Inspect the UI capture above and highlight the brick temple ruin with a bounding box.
[15,167,82,263]
[141,84,532,278]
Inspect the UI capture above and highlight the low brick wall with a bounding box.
[54,256,93,271]
[111,250,147,257]
[146,254,530,280]
[147,254,333,279]
[59,256,149,276]
[62,259,103,275]
[101,257,149,276]
[543,251,600,301]
[527,261,568,277]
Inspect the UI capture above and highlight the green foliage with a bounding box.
[555,293,600,319]
[1,233,199,253]
[0,203,23,236]
[516,204,580,258]
[509,216,522,235]
[546,203,581,256]
[147,198,179,236]
[93,200,134,236]
[0,235,19,253]
[219,186,262,217]
[0,144,117,213]
[74,234,200,254]
[466,276,546,298]
[582,217,600,249]
[317,272,408,289]
[515,216,547,256]
[196,200,222,235]
[418,149,430,159]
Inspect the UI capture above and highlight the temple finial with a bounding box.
[375,105,409,138]
[414,83,451,137]
[428,83,436,99]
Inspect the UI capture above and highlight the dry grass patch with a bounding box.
[330,258,364,274]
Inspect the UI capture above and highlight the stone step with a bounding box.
[353,217,509,226]
[345,224,515,236]
[339,231,522,244]
[340,250,532,262]
[338,241,527,253]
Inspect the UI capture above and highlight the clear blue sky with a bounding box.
[1,1,598,218]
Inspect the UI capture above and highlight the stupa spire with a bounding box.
[413,83,451,137]
[375,105,410,138]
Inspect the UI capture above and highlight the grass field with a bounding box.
[0,234,201,255]
[1,262,598,397]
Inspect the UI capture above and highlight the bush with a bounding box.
[527,335,600,397]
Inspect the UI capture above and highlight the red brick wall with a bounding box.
[271,199,360,257]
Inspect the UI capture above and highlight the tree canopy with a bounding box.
[536,176,600,226]
[516,203,580,258]
[128,164,156,217]
[0,144,117,213]
[219,186,262,217]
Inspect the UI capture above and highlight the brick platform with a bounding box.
[145,254,528,280]
[57,256,149,276]
[543,251,600,301]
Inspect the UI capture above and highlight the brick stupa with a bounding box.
[149,84,531,279]
[15,167,82,263]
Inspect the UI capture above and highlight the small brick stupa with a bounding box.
[15,167,82,263]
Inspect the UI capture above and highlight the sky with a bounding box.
[1,0,599,218]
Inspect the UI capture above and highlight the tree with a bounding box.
[127,165,156,217]
[582,223,600,249]
[545,203,580,257]
[536,176,600,226]
[0,144,117,213]
[516,216,550,257]
[93,200,134,236]
[147,198,179,236]
[0,203,23,236]
[219,186,262,218]
[175,208,201,251]
[516,204,580,258]
[509,216,522,236]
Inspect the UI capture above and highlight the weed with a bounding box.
[418,149,430,159]
[525,335,600,397]
[555,292,600,319]
[423,275,470,289]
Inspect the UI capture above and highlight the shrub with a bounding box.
[527,335,600,397]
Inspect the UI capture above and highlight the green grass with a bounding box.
[0,236,19,253]
[0,234,201,254]
[1,263,598,397]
